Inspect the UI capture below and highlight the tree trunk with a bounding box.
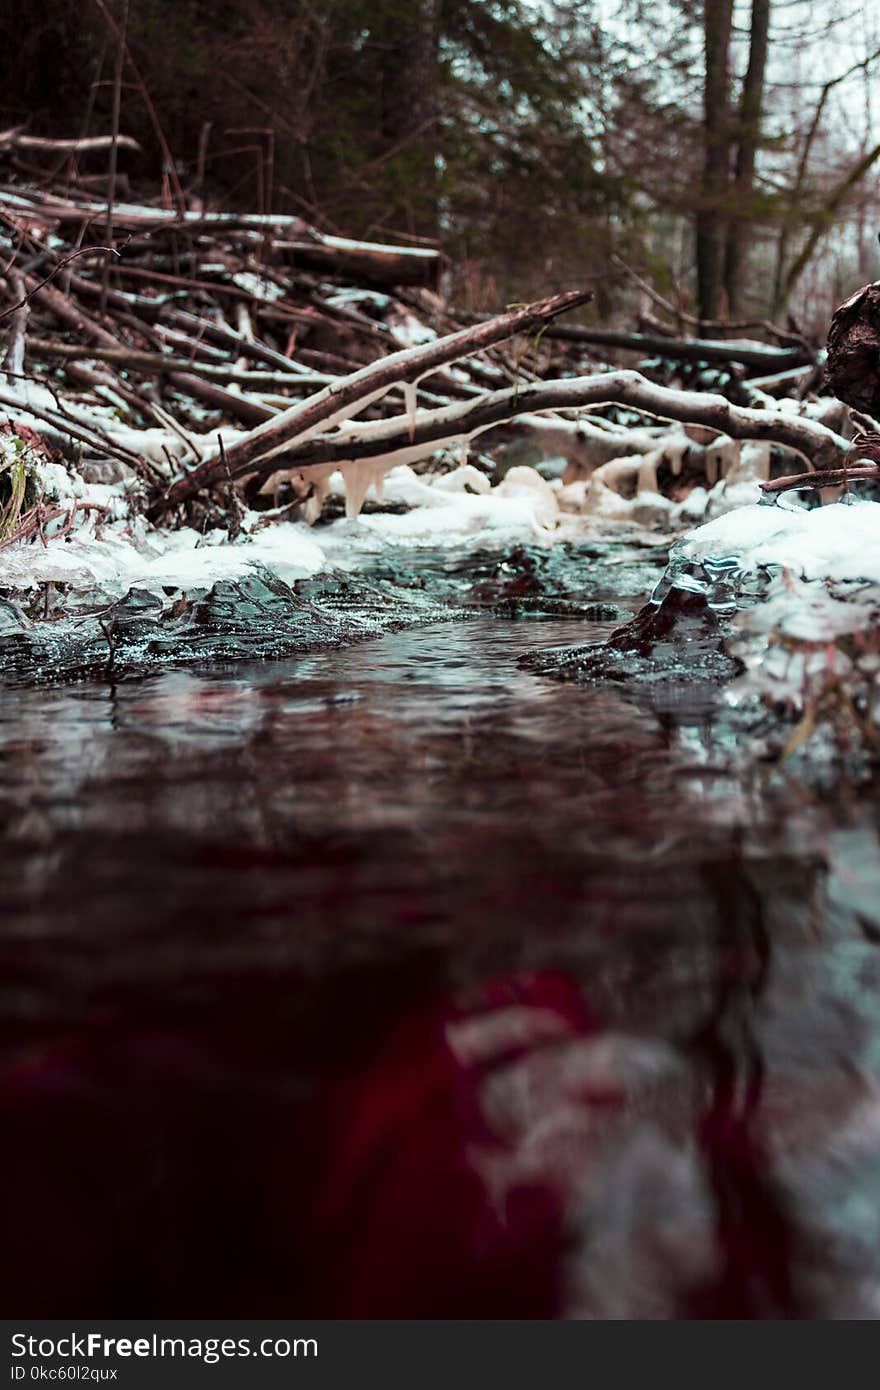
[723,0,771,316]
[696,0,735,324]
[379,0,441,238]
[779,138,880,311]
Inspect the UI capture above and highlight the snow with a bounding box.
[388,313,438,349]
[326,463,559,546]
[230,271,286,302]
[679,497,880,585]
[319,232,440,260]
[354,490,555,544]
[317,462,560,546]
[0,515,325,595]
[430,464,492,496]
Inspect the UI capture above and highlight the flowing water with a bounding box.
[2,539,880,1319]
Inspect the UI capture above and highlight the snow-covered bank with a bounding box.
[649,495,880,743]
[676,495,880,586]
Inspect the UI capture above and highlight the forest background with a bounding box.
[3,0,879,335]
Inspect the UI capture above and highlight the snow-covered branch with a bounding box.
[146,289,594,518]
[244,370,851,485]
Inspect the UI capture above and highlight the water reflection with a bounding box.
[1,617,879,1317]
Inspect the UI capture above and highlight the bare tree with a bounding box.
[695,0,735,323]
[723,0,770,315]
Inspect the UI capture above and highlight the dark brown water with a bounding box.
[2,598,880,1319]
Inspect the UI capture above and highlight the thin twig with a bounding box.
[0,246,121,323]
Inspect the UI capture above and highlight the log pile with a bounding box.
[0,148,864,549]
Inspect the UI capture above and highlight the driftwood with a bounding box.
[758,431,880,494]
[760,464,880,495]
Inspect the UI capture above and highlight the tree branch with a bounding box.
[237,370,851,489]
[146,288,594,517]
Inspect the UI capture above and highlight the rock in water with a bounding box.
[826,282,880,414]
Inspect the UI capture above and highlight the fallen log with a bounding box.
[146,288,594,517]
[275,235,442,288]
[540,324,812,373]
[239,371,850,487]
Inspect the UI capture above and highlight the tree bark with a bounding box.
[696,0,735,325]
[378,0,441,238]
[825,281,880,414]
[723,0,771,315]
[238,371,849,486]
[146,288,594,518]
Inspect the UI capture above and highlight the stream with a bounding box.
[2,538,880,1319]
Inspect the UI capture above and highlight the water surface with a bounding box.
[3,561,880,1319]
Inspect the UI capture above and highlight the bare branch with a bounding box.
[0,129,140,155]
[146,288,594,517]
[237,370,851,488]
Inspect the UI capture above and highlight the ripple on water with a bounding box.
[1,542,880,1318]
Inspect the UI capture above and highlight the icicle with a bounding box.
[302,465,335,525]
[337,458,403,517]
[720,441,740,478]
[460,437,469,469]
[636,449,660,494]
[403,380,418,443]
[341,460,373,518]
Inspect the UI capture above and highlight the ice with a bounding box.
[403,380,419,441]
[429,465,491,496]
[680,498,880,585]
[346,465,560,546]
[494,466,559,529]
[826,828,880,932]
[0,515,326,595]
